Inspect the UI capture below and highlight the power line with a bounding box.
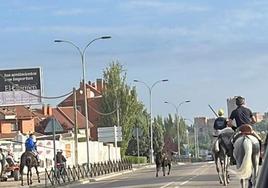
[0,74,72,99]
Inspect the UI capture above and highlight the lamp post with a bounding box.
[54,36,111,165]
[134,79,168,163]
[164,100,190,158]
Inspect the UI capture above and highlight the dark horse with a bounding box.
[212,127,234,186]
[20,151,40,186]
[155,151,171,177]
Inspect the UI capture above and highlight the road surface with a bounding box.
[70,162,241,188]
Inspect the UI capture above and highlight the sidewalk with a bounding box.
[0,164,154,188]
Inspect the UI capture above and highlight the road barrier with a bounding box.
[44,159,132,187]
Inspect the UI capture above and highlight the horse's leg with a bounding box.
[250,153,259,188]
[240,179,245,188]
[214,156,222,184]
[27,168,30,185]
[167,163,171,175]
[35,166,40,183]
[30,168,33,185]
[20,165,24,186]
[226,157,230,184]
[222,155,229,186]
[156,165,159,177]
[162,163,166,176]
[220,159,226,186]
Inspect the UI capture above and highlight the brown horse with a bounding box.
[20,151,40,186]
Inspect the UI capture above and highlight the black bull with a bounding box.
[155,151,171,177]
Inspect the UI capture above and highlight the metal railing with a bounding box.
[45,159,132,187]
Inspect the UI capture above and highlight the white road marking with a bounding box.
[160,181,175,188]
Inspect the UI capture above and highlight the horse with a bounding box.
[212,127,234,186]
[233,125,260,188]
[155,151,171,177]
[20,151,40,186]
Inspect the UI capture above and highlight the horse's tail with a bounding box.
[237,137,252,179]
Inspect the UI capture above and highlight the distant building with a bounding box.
[253,112,264,123]
[194,117,208,137]
[227,97,237,117]
[207,118,216,135]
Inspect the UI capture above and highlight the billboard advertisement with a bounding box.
[0,67,42,106]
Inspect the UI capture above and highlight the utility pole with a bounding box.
[115,99,120,160]
[136,126,140,165]
[73,87,78,166]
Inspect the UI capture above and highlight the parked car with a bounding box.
[205,153,213,161]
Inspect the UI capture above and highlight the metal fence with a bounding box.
[44,159,132,187]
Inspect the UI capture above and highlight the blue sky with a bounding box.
[1,0,268,122]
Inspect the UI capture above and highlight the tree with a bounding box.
[99,61,144,156]
[153,115,164,153]
[126,110,150,157]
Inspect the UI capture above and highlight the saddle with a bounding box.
[233,124,259,144]
[239,124,253,135]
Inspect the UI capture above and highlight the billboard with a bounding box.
[0,67,42,106]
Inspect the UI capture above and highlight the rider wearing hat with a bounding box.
[213,109,228,152]
[55,149,67,168]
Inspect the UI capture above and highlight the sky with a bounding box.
[1,0,268,123]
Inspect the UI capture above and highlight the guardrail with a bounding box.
[44,159,132,187]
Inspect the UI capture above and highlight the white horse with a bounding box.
[233,134,260,188]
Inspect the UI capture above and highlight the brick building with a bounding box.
[0,106,36,139]
[58,79,104,140]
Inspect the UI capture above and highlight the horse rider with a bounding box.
[55,149,67,166]
[25,133,40,164]
[213,109,228,152]
[227,96,262,164]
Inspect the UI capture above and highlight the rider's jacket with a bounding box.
[229,106,253,128]
[56,154,67,164]
[25,137,37,152]
[214,117,227,130]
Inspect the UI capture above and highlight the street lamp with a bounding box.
[54,36,111,165]
[134,79,168,163]
[164,100,190,158]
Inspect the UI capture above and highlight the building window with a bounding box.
[11,123,18,131]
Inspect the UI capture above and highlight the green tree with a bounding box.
[163,114,176,139]
[126,110,150,157]
[153,115,164,153]
[99,62,144,156]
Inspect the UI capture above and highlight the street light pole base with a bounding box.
[150,149,154,164]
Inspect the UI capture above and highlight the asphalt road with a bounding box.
[71,162,241,188]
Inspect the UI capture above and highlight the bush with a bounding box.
[124,156,148,164]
